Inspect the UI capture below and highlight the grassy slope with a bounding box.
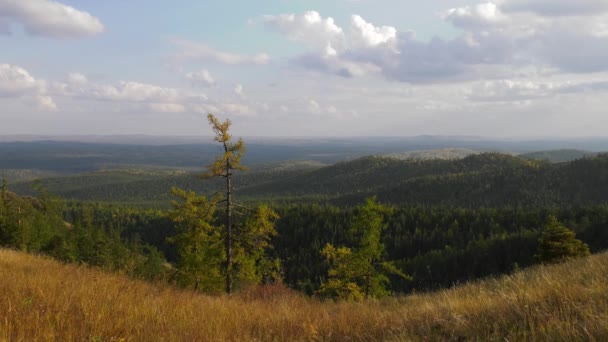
[1,249,608,341]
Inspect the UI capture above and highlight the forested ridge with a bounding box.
[10,152,608,207]
[3,151,608,296]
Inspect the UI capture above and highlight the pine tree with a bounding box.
[535,215,590,263]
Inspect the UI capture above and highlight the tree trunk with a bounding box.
[225,165,233,294]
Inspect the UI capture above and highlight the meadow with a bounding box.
[1,248,607,341]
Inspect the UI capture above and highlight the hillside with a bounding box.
[385,147,481,160]
[520,149,596,163]
[2,248,607,340]
[9,152,608,207]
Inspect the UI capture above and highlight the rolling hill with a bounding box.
[519,149,596,163]
[8,152,608,207]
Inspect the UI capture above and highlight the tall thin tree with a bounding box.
[203,113,247,294]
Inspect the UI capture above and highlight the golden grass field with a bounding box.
[1,248,608,341]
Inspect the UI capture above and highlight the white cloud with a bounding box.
[0,63,57,110]
[443,2,506,29]
[34,95,58,111]
[91,81,180,103]
[308,99,320,112]
[260,11,344,51]
[185,69,215,87]
[261,11,396,51]
[302,98,353,118]
[350,15,396,47]
[0,0,104,38]
[0,63,39,96]
[467,79,558,102]
[467,76,608,103]
[259,6,608,84]
[234,84,244,97]
[46,71,263,116]
[149,103,186,113]
[66,72,88,85]
[221,103,256,116]
[170,39,270,65]
[261,12,391,78]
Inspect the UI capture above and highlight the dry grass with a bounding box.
[1,249,608,341]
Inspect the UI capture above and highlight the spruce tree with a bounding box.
[535,215,590,263]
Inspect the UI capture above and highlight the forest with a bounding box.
[1,115,606,299]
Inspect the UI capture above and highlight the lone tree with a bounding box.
[535,215,590,264]
[203,113,247,293]
[167,113,281,294]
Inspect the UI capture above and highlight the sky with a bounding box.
[1,0,608,138]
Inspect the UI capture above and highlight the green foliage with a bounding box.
[11,152,608,209]
[167,187,224,292]
[536,216,590,263]
[0,180,168,281]
[233,204,281,286]
[319,198,410,300]
[319,245,365,301]
[167,187,281,293]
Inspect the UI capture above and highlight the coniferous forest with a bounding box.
[2,116,606,300]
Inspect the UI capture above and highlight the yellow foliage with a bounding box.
[2,247,608,340]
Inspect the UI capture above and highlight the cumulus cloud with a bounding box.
[66,72,88,85]
[170,38,270,65]
[350,15,396,47]
[0,63,39,96]
[443,2,506,29]
[0,0,104,38]
[259,5,608,84]
[90,81,180,103]
[261,10,512,82]
[261,11,397,52]
[261,11,395,78]
[185,69,216,87]
[49,73,201,113]
[45,71,262,116]
[0,63,57,110]
[260,11,344,51]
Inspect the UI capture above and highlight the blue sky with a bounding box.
[2,0,608,137]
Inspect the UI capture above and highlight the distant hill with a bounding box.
[3,138,608,176]
[519,149,597,163]
[2,247,607,340]
[385,148,481,160]
[9,152,608,207]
